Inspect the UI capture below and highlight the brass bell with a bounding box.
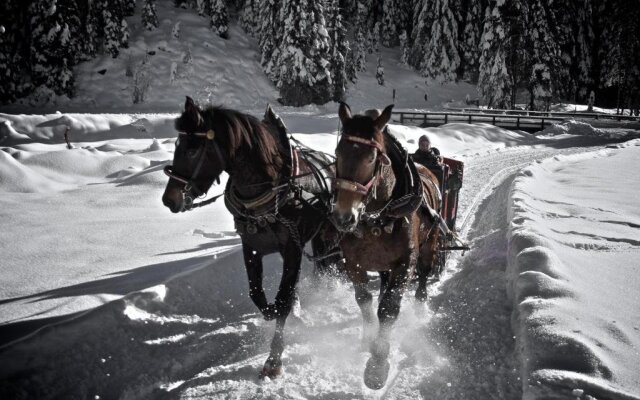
[257,218,267,227]
[371,227,382,237]
[266,215,276,224]
[383,222,394,234]
[247,224,258,234]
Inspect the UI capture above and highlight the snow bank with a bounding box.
[507,140,640,400]
[539,119,640,141]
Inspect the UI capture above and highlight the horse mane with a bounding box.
[202,106,284,179]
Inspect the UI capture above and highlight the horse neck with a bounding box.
[226,145,284,199]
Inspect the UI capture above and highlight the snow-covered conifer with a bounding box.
[459,0,484,81]
[327,0,348,101]
[277,0,332,105]
[240,0,259,37]
[410,0,436,68]
[142,0,159,31]
[196,0,207,16]
[354,28,367,71]
[29,0,76,95]
[376,55,385,85]
[210,0,229,39]
[104,9,123,57]
[372,22,381,53]
[259,0,282,81]
[477,0,511,108]
[172,21,181,39]
[399,29,409,65]
[421,0,460,82]
[381,0,400,47]
[526,0,562,109]
[122,0,136,16]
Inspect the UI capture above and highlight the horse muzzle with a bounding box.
[331,209,359,233]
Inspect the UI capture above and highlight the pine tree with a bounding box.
[240,0,259,36]
[104,8,123,57]
[142,0,159,31]
[354,28,367,71]
[477,0,511,108]
[372,21,381,53]
[410,0,436,68]
[259,0,282,81]
[123,0,136,16]
[381,0,400,47]
[399,29,409,65]
[526,0,562,109]
[422,0,460,82]
[196,0,207,16]
[277,0,333,105]
[376,55,385,85]
[29,0,76,95]
[459,0,485,81]
[327,0,348,101]
[210,0,229,39]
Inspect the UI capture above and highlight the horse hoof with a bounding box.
[259,365,283,380]
[364,357,390,390]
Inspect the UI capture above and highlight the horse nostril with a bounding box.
[163,196,177,212]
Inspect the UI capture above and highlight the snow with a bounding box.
[508,140,640,400]
[1,7,640,399]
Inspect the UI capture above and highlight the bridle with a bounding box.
[333,134,391,200]
[163,129,226,210]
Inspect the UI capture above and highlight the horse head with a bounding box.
[332,102,393,232]
[162,96,227,213]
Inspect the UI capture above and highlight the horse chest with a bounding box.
[341,229,415,271]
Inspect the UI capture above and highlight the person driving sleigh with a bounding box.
[412,134,443,172]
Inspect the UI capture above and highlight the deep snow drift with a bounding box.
[508,140,640,400]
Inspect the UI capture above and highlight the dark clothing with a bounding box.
[412,148,441,170]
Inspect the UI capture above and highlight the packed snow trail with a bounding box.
[0,137,629,399]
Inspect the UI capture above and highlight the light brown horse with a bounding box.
[331,103,441,389]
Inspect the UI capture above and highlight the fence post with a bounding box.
[517,117,520,129]
[541,118,544,130]
[468,114,472,124]
[492,116,496,125]
[445,114,448,124]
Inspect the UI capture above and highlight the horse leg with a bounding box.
[354,282,376,349]
[415,227,440,300]
[364,266,409,390]
[379,271,389,300]
[415,258,429,302]
[242,245,270,316]
[260,240,303,378]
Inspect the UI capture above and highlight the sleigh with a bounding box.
[424,157,468,278]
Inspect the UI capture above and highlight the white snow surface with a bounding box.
[0,109,638,399]
[508,140,640,400]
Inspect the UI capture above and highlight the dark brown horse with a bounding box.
[332,103,441,389]
[162,97,335,378]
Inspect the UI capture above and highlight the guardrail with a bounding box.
[392,111,566,132]
[450,107,639,121]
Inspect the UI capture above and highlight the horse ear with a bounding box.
[338,101,352,125]
[184,96,201,126]
[374,104,394,131]
[185,96,196,110]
